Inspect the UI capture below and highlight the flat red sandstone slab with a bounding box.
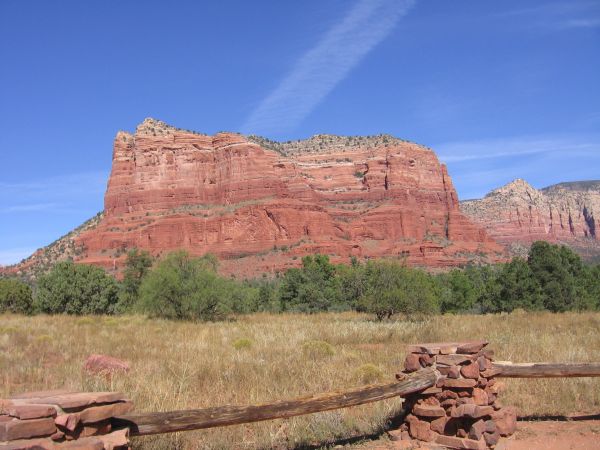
[0,417,56,441]
[407,342,487,355]
[12,392,127,411]
[3,404,57,420]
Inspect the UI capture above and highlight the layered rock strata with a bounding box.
[461,179,600,258]
[11,119,505,278]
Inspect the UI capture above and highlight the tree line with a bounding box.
[1,241,599,320]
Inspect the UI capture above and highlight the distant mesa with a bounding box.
[460,178,600,259]
[6,118,508,279]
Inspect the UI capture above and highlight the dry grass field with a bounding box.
[1,311,599,449]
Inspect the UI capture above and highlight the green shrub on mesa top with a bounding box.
[0,278,33,314]
[34,261,119,314]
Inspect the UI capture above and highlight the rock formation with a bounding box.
[461,179,600,259]
[9,119,505,278]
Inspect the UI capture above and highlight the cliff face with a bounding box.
[460,179,600,259]
[11,119,506,278]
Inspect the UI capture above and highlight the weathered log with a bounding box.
[493,362,600,378]
[113,366,439,436]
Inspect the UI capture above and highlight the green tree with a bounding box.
[279,255,344,312]
[438,269,477,313]
[137,251,233,321]
[0,278,33,314]
[35,261,119,315]
[117,248,153,312]
[528,241,592,311]
[493,258,542,312]
[357,261,439,320]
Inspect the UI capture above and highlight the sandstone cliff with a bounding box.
[9,119,505,278]
[460,179,600,259]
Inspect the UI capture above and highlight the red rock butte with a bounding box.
[17,119,507,278]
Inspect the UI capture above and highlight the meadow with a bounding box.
[1,311,599,449]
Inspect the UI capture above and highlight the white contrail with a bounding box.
[241,0,415,136]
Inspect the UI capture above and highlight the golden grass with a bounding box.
[1,311,599,449]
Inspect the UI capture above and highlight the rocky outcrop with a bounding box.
[9,119,505,278]
[461,179,600,259]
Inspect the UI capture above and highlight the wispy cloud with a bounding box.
[436,134,600,200]
[241,0,415,136]
[496,1,600,31]
[436,136,600,163]
[561,18,600,29]
[0,203,58,214]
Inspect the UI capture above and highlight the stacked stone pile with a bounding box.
[0,391,131,449]
[393,341,516,449]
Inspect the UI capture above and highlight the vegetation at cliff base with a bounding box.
[1,241,598,320]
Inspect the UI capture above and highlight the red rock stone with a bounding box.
[436,434,486,449]
[484,420,497,434]
[420,387,442,395]
[14,392,126,410]
[422,396,441,406]
[404,353,421,372]
[55,414,80,432]
[419,353,434,367]
[472,388,489,406]
[476,356,491,371]
[430,415,448,434]
[473,406,495,419]
[483,430,501,446]
[447,366,461,379]
[438,390,459,401]
[492,407,517,436]
[0,417,56,441]
[480,367,502,378]
[436,354,473,366]
[456,397,475,406]
[441,399,457,409]
[0,438,54,449]
[8,119,506,280]
[441,378,477,389]
[408,416,437,442]
[460,362,480,380]
[451,404,477,418]
[4,404,57,420]
[83,354,130,376]
[468,419,486,440]
[413,404,446,418]
[77,401,133,424]
[387,428,403,441]
[456,341,488,354]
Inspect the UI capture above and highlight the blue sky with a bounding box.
[1,0,599,264]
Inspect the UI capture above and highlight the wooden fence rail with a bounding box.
[492,361,600,378]
[113,366,438,436]
[112,362,600,437]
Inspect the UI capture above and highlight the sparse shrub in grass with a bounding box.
[354,363,384,384]
[34,261,119,315]
[77,317,95,325]
[232,338,253,350]
[0,278,33,314]
[302,340,335,358]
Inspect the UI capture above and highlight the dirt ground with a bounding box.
[361,415,600,449]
